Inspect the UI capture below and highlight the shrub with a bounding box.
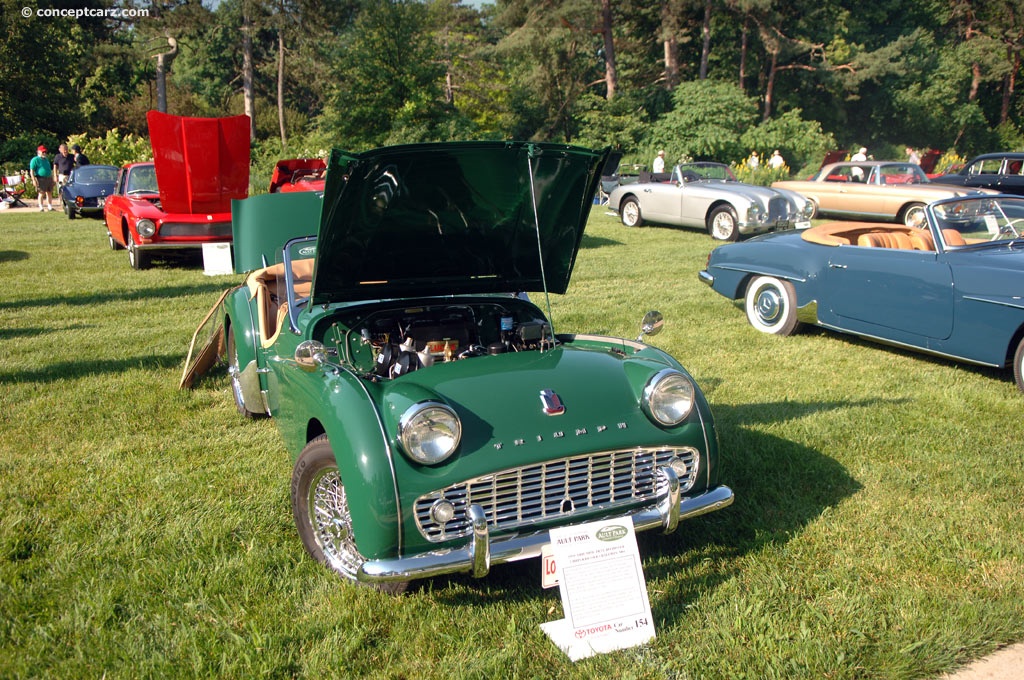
[65,129,152,168]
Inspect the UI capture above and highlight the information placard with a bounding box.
[540,518,655,661]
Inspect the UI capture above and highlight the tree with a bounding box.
[317,0,455,148]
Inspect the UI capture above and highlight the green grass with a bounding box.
[1,208,1022,678]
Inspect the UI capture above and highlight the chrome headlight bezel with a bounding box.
[398,401,462,465]
[745,204,763,223]
[642,369,696,427]
[136,218,156,238]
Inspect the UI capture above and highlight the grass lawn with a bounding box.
[1,206,1022,678]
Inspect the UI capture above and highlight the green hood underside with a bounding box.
[313,142,608,304]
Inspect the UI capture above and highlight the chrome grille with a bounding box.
[414,447,699,543]
[158,222,232,238]
[767,196,790,222]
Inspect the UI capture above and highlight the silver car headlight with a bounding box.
[399,402,461,465]
[136,219,156,238]
[800,200,815,219]
[745,204,763,223]
[642,369,695,427]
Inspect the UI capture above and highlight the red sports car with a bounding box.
[103,111,250,269]
[268,158,326,193]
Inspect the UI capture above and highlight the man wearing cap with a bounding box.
[29,145,55,212]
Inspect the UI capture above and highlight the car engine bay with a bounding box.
[326,299,555,379]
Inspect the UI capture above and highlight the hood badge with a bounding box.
[540,389,565,416]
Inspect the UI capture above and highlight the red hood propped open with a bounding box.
[147,111,251,214]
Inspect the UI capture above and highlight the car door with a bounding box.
[997,158,1024,196]
[823,245,955,340]
[104,168,128,240]
[636,182,684,225]
[822,165,874,217]
[960,158,1002,191]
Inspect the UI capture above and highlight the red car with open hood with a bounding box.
[103,111,250,269]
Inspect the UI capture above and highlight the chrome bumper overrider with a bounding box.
[698,270,714,286]
[357,473,734,584]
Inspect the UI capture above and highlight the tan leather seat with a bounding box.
[909,231,934,251]
[942,229,967,246]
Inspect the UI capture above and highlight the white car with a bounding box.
[607,162,814,241]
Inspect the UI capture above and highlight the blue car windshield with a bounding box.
[73,166,117,184]
[932,196,1024,247]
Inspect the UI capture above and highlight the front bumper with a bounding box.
[133,239,232,251]
[357,473,734,584]
[738,218,810,236]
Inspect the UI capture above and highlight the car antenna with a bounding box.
[526,146,555,348]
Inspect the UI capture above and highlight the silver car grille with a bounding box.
[413,446,699,543]
[158,222,232,238]
[767,196,790,222]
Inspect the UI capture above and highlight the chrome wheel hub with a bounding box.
[309,468,363,579]
[756,288,783,324]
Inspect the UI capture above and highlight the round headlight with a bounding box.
[399,402,461,465]
[642,370,695,427]
[136,219,156,238]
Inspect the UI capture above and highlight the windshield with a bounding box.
[73,166,118,184]
[675,163,736,182]
[931,196,1024,248]
[126,165,158,194]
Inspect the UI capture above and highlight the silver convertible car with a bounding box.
[607,162,814,241]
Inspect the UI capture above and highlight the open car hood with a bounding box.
[147,111,251,214]
[311,141,607,305]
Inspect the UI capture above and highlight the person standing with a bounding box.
[652,150,666,174]
[850,147,868,181]
[768,149,785,170]
[747,151,760,169]
[53,144,75,188]
[71,144,90,167]
[906,147,921,165]
[29,145,55,212]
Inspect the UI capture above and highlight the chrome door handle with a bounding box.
[829,263,847,269]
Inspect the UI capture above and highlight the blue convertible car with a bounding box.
[699,195,1024,392]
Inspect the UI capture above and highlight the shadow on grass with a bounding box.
[805,326,1013,388]
[0,353,184,384]
[0,250,29,263]
[0,281,230,311]
[423,398,878,608]
[0,324,93,340]
[579,234,623,249]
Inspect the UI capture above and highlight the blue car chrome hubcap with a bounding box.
[756,289,783,323]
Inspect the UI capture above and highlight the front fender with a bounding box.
[273,361,401,562]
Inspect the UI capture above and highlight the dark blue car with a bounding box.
[700,195,1024,392]
[60,164,118,220]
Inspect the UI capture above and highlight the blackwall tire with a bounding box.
[708,205,740,241]
[292,436,409,595]
[620,197,644,227]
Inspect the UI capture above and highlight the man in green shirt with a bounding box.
[29,145,55,212]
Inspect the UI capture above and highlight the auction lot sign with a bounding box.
[541,519,655,661]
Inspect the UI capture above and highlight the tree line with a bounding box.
[1,0,1021,176]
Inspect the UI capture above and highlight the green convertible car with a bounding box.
[190,141,733,592]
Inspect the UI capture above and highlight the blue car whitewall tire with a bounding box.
[745,275,800,336]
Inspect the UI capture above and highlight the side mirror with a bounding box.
[637,311,664,342]
[295,340,328,372]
